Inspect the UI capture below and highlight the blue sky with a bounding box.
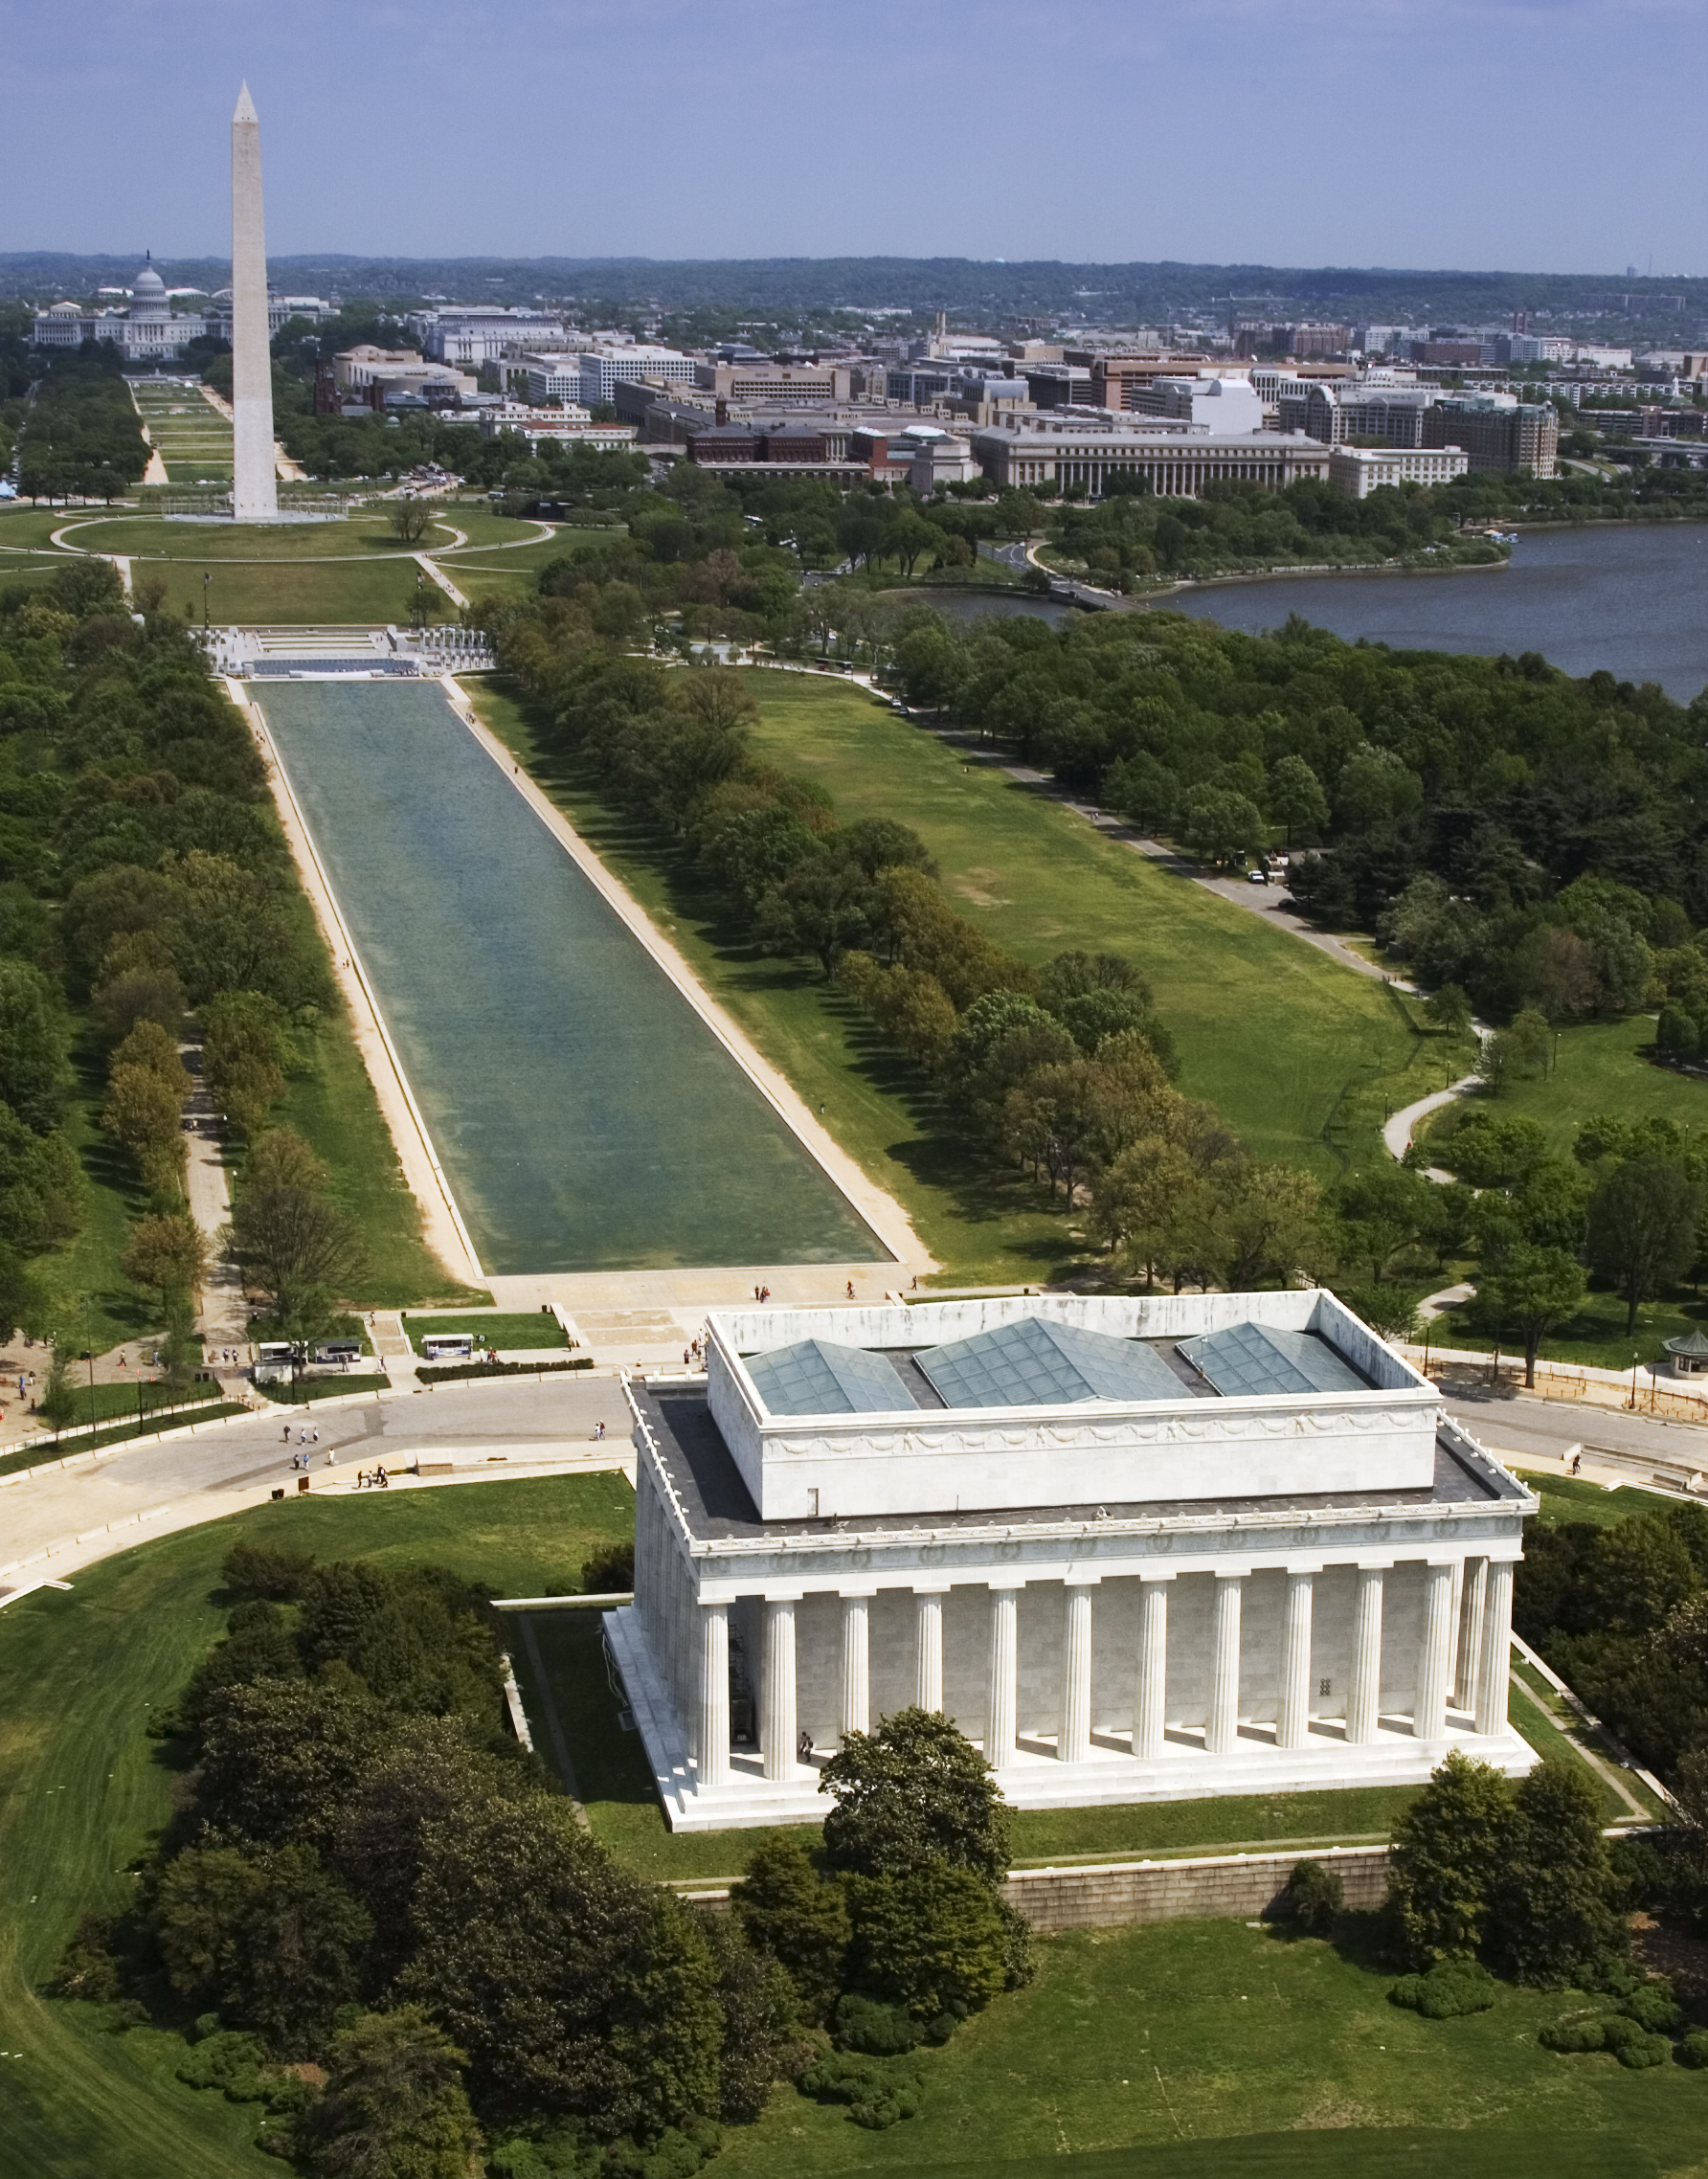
[3,0,1704,272]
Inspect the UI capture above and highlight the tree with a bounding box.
[36,1342,80,1433]
[389,499,433,545]
[400,1797,722,2138]
[1424,983,1473,1039]
[0,956,71,1131]
[1201,1160,1326,1290]
[292,2006,479,2179]
[193,1675,384,1851]
[1334,1163,1436,1284]
[820,1708,1009,1886]
[152,1841,371,2051]
[0,1243,48,1345]
[841,1863,1010,2020]
[90,932,186,1047]
[122,1211,210,1315]
[1486,1762,1621,1987]
[730,1835,851,2025]
[228,1127,367,1331]
[1386,1751,1514,1968]
[1476,1245,1586,1387]
[202,990,291,1138]
[1266,754,1329,848]
[703,1914,801,2123]
[1180,785,1266,868]
[1587,1157,1701,1334]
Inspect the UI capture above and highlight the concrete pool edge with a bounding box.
[439,673,932,1276]
[234,677,488,1288]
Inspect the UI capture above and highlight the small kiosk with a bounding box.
[1664,1330,1708,1379]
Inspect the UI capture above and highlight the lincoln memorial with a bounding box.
[605,1292,1535,1831]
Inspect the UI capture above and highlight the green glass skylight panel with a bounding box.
[918,1318,1181,1408]
[1178,1322,1367,1399]
[747,1338,910,1416]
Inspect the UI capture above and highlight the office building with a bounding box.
[1329,445,1471,497]
[1423,399,1559,477]
[972,414,1330,497]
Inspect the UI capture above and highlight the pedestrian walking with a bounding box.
[282,1424,292,1443]
[845,1281,855,1300]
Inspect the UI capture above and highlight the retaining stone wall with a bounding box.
[682,1843,1390,1931]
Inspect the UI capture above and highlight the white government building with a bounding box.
[607,1292,1535,1831]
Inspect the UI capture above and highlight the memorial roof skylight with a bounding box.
[747,1337,910,1416]
[1178,1321,1367,1399]
[917,1317,1184,1409]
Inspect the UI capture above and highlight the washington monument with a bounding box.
[231,82,278,522]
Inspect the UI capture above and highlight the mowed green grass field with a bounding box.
[0,1475,635,2179]
[734,672,1437,1173]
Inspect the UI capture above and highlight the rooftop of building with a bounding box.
[630,1376,1527,1552]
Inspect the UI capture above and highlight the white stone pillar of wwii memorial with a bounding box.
[231,82,279,523]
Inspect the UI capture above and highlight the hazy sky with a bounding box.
[4,0,1704,274]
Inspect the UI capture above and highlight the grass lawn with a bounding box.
[0,1473,634,2179]
[273,1000,486,1309]
[1434,1279,1707,1375]
[733,672,1450,1175]
[1424,1017,1707,1163]
[254,1373,389,1405]
[1530,1475,1651,1529]
[402,1309,569,1350]
[711,1917,1688,2179]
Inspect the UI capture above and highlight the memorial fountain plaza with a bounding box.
[607,1291,1537,1831]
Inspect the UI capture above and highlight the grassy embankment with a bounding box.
[130,385,232,483]
[402,1310,569,1350]
[1419,1016,1708,1369]
[466,671,1461,1284]
[3,1472,1690,2179]
[0,1474,635,2179]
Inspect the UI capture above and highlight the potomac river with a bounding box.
[939,524,1708,702]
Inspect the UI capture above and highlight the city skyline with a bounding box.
[2,0,1704,275]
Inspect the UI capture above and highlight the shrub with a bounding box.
[581,1540,635,1594]
[1619,1981,1683,2035]
[730,1837,850,2025]
[1387,1960,1496,2019]
[1273,1859,1343,1935]
[221,1539,316,1602]
[833,1993,923,2055]
[1540,2016,1613,2054]
[798,2051,924,2129]
[842,1862,1009,2020]
[1676,2029,1708,2068]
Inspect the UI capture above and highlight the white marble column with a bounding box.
[1206,1574,1244,1756]
[1474,1560,1515,1737]
[696,1601,730,1788]
[1414,1561,1455,1741]
[1346,1567,1385,1745]
[840,1592,871,1742]
[986,1584,1020,1767]
[914,1588,946,1712]
[1134,1575,1170,1760]
[1059,1584,1094,1763]
[1446,1559,1465,1708]
[1454,1558,1487,1713]
[761,1595,798,1782]
[1276,1570,1315,1751]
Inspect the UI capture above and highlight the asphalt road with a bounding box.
[1,1376,629,1579]
[1444,1386,1707,1469]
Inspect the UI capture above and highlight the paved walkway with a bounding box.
[0,1375,634,1592]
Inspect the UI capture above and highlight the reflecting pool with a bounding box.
[258,682,886,1275]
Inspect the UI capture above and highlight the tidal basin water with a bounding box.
[1157,523,1708,701]
[258,681,885,1276]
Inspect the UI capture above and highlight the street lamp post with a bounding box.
[202,570,211,630]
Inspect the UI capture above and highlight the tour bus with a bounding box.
[419,1331,476,1363]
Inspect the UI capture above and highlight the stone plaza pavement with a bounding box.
[0,1375,632,1595]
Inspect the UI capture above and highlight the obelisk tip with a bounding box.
[234,81,258,124]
